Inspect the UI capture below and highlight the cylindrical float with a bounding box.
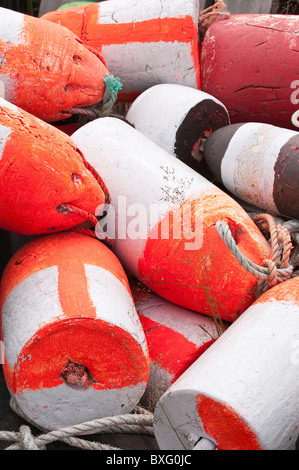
[0,7,110,122]
[126,83,230,176]
[41,0,201,102]
[200,13,299,131]
[130,281,225,409]
[0,232,149,431]
[0,97,107,235]
[153,276,299,450]
[203,122,299,219]
[71,117,270,322]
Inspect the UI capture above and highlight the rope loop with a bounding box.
[216,213,294,296]
[0,398,154,450]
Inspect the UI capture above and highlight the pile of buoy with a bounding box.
[0,0,298,451]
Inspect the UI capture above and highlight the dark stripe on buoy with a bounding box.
[203,122,245,183]
[273,134,299,219]
[174,99,230,173]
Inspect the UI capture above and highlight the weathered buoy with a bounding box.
[130,281,224,409]
[0,97,108,236]
[41,0,201,102]
[0,7,110,122]
[203,122,299,219]
[0,232,149,431]
[126,83,230,175]
[200,13,299,131]
[153,276,299,450]
[71,117,270,322]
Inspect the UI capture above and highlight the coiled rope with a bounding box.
[0,399,154,450]
[216,213,296,296]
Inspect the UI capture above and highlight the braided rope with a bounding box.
[216,213,294,296]
[0,399,154,451]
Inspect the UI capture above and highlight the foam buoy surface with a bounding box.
[203,122,299,219]
[41,0,201,101]
[0,232,149,431]
[154,276,299,450]
[0,7,109,122]
[72,117,271,322]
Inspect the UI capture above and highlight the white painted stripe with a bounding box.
[0,7,24,44]
[72,117,214,277]
[102,41,198,94]
[98,0,199,25]
[2,266,63,368]
[220,123,298,212]
[15,381,146,431]
[0,124,11,160]
[0,96,19,113]
[138,292,219,346]
[155,299,299,450]
[126,84,226,155]
[84,264,148,355]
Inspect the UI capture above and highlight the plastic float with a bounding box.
[200,10,299,131]
[0,232,149,431]
[0,97,109,236]
[130,280,225,409]
[41,0,201,102]
[126,83,230,176]
[203,122,299,219]
[0,7,110,122]
[71,117,271,322]
[153,275,299,450]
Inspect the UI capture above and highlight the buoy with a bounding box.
[0,97,108,236]
[153,275,299,450]
[203,122,299,219]
[0,232,149,431]
[125,83,230,176]
[200,12,299,131]
[71,117,270,322]
[0,7,110,122]
[41,0,201,102]
[130,280,225,409]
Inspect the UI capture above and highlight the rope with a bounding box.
[198,1,230,39]
[0,399,154,451]
[216,213,294,296]
[67,74,122,120]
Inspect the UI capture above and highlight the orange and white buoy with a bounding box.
[0,232,149,431]
[154,276,299,450]
[0,7,110,122]
[71,117,270,322]
[0,96,108,236]
[130,281,224,409]
[126,84,230,174]
[203,122,299,219]
[41,0,201,102]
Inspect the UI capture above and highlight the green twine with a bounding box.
[100,74,123,117]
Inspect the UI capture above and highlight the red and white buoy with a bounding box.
[131,281,224,408]
[154,276,299,450]
[41,0,201,102]
[200,13,299,131]
[0,97,108,236]
[126,83,230,175]
[71,117,270,322]
[0,7,109,122]
[0,232,149,431]
[203,122,299,219]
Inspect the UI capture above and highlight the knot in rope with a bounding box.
[216,213,294,297]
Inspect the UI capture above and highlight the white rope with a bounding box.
[0,399,154,450]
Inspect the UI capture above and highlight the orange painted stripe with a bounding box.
[253,275,299,308]
[0,232,130,330]
[139,315,214,381]
[196,394,263,450]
